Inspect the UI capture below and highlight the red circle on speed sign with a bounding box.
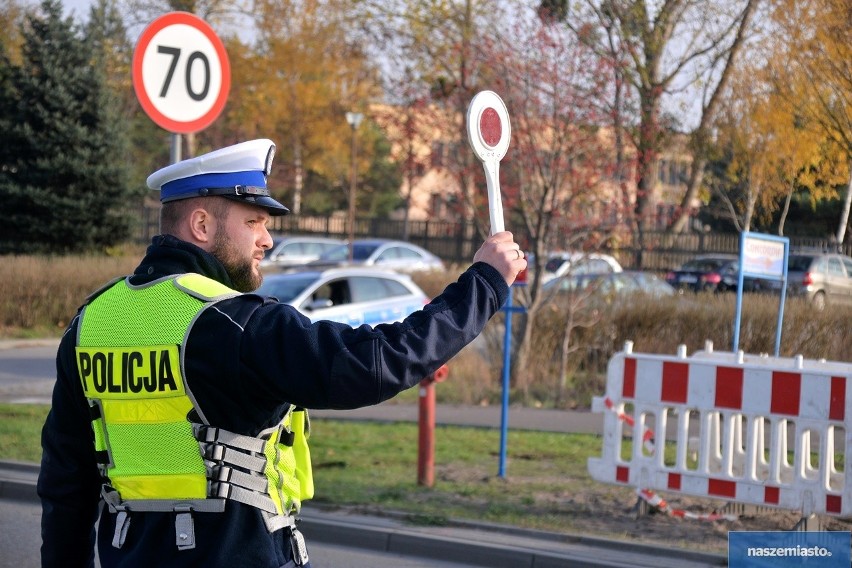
[132,12,231,134]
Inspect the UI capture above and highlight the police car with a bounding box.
[255,268,429,326]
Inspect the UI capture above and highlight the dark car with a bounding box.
[665,254,740,293]
[784,251,852,310]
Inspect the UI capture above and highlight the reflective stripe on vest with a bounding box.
[75,273,314,547]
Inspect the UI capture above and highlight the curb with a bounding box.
[0,461,39,503]
[0,338,61,350]
[0,460,39,502]
[298,507,728,568]
[1,461,725,567]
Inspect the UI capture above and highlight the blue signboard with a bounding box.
[729,531,850,567]
[734,232,789,355]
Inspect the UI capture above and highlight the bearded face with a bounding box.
[210,226,263,292]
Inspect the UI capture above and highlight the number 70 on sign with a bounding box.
[132,12,231,135]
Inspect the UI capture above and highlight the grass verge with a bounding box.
[8,404,830,555]
[0,404,50,463]
[1,404,633,537]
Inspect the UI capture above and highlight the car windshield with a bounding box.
[544,258,569,273]
[788,255,815,271]
[320,243,380,262]
[680,258,730,271]
[255,273,320,303]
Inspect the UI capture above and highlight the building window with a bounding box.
[430,193,444,217]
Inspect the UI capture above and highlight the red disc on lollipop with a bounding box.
[479,107,502,147]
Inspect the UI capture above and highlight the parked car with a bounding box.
[784,251,852,310]
[543,270,675,304]
[540,251,623,283]
[665,254,742,293]
[308,239,445,273]
[260,235,344,269]
[666,254,785,294]
[255,268,428,326]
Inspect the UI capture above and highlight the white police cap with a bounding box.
[146,139,289,216]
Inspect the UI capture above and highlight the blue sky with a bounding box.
[50,0,702,131]
[60,0,94,20]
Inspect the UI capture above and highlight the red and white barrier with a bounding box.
[588,341,852,517]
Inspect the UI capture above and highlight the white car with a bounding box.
[260,235,344,269]
[308,239,445,273]
[255,268,428,326]
[541,251,623,283]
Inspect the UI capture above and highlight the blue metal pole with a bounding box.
[498,286,512,478]
[774,241,789,357]
[733,232,745,353]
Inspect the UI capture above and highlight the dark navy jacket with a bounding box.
[38,234,508,567]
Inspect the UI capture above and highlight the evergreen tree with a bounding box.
[86,0,169,191]
[0,0,137,254]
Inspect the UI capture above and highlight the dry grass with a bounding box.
[435,290,852,409]
[0,256,455,338]
[608,292,852,360]
[3,255,850,409]
[409,265,463,299]
[0,252,143,336]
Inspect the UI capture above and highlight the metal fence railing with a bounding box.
[135,205,850,271]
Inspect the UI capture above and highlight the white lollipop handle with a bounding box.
[483,159,504,234]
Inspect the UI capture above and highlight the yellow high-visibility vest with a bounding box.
[76,273,313,549]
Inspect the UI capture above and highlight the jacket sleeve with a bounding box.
[38,318,101,567]
[201,262,509,413]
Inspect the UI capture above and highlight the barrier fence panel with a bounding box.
[588,341,852,517]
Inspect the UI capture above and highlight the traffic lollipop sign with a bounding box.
[466,90,511,235]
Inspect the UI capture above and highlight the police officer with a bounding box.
[38,139,526,567]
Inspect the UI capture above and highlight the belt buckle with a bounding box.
[290,527,309,566]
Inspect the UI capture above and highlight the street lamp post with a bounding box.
[345,111,364,262]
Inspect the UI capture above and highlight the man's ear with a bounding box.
[188,207,213,246]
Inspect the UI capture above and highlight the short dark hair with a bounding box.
[160,196,231,234]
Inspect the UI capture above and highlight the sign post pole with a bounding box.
[170,133,182,164]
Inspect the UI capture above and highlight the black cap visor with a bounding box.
[222,194,290,216]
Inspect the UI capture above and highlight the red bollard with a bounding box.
[417,364,449,487]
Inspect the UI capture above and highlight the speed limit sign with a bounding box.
[132,12,231,134]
